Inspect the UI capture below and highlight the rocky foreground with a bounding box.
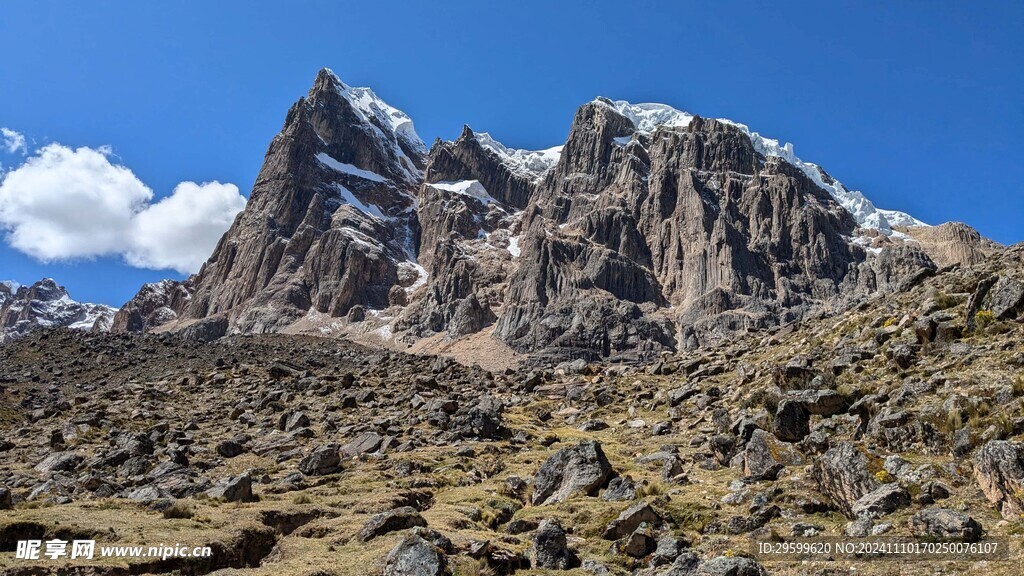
[0,245,1023,575]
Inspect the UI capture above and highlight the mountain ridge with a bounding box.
[111,69,998,362]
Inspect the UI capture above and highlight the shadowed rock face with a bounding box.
[114,70,957,360]
[133,69,425,335]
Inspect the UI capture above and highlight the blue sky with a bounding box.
[1,0,1021,306]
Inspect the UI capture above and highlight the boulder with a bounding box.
[532,440,612,505]
[298,444,342,476]
[621,523,656,558]
[206,474,255,502]
[342,431,383,458]
[383,534,451,576]
[908,508,982,542]
[973,440,1024,519]
[34,452,82,475]
[532,518,577,569]
[602,475,637,502]
[988,276,1024,320]
[360,507,428,542]
[773,400,809,442]
[450,396,505,439]
[602,500,660,540]
[851,483,910,519]
[813,442,879,518]
[216,439,245,458]
[742,429,804,480]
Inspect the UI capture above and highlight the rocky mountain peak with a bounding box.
[0,278,116,342]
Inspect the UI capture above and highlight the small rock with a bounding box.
[360,506,428,542]
[602,500,661,540]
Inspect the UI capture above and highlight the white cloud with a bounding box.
[127,181,246,273]
[0,143,246,274]
[1,128,27,155]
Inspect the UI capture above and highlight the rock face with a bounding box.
[1,279,116,342]
[974,440,1024,519]
[532,440,612,505]
[902,222,1002,268]
[114,69,972,361]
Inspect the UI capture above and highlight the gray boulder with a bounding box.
[206,474,255,502]
[342,431,383,458]
[532,440,612,505]
[851,483,910,518]
[532,518,577,569]
[298,444,342,476]
[601,500,660,540]
[742,429,804,480]
[383,534,451,576]
[34,452,82,475]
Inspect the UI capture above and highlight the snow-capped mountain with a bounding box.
[114,68,994,360]
[0,278,117,342]
[598,98,926,233]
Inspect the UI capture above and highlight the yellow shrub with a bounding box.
[975,309,996,329]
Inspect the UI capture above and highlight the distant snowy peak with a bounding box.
[471,131,562,181]
[319,68,427,157]
[592,97,927,233]
[0,278,117,342]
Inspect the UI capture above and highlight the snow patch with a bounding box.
[316,153,387,183]
[398,260,428,294]
[331,183,390,221]
[507,236,521,258]
[429,180,497,205]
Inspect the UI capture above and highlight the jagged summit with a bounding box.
[310,68,426,183]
